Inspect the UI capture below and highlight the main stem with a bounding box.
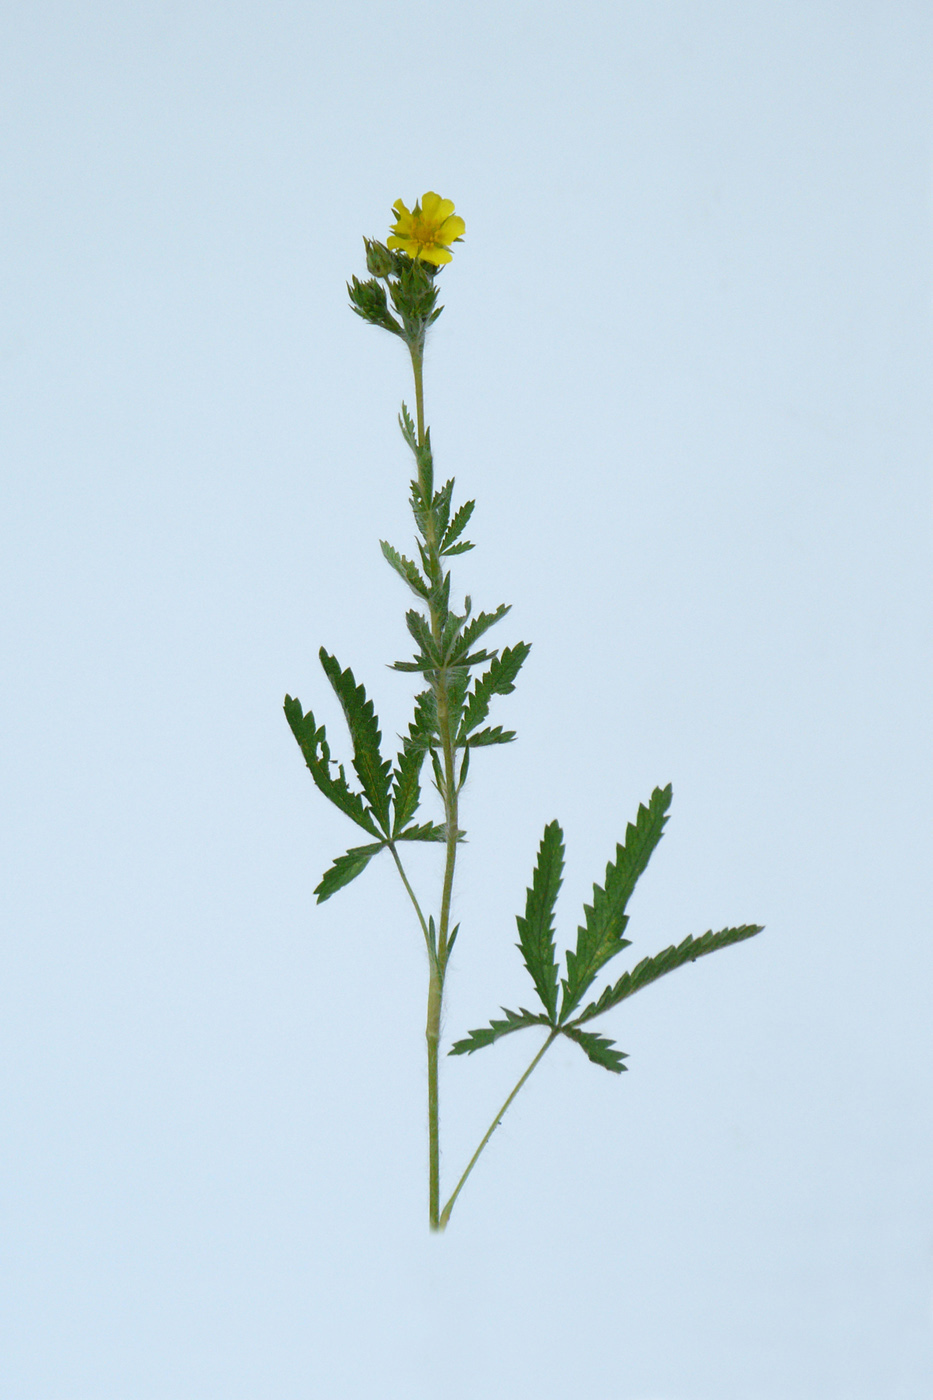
[410,339,461,1230]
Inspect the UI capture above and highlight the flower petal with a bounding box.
[437,214,466,244]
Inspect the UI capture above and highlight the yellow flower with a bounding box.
[387,192,465,266]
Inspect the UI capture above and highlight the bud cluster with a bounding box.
[348,240,443,353]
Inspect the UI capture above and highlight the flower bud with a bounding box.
[364,238,394,279]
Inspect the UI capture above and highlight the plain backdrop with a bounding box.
[2,3,931,1398]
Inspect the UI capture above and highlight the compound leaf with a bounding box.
[448,603,510,664]
[559,784,672,1022]
[459,643,531,740]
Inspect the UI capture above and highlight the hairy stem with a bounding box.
[387,841,432,959]
[409,335,461,1229]
[438,1031,558,1230]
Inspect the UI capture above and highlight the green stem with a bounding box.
[408,334,459,1229]
[387,841,432,959]
[426,963,442,1228]
[409,342,426,445]
[438,1031,558,1230]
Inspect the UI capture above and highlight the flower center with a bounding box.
[410,213,441,248]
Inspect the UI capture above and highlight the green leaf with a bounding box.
[465,725,516,747]
[448,603,511,664]
[396,821,448,842]
[284,695,383,838]
[559,784,672,1022]
[516,821,564,1020]
[559,1025,628,1074]
[571,925,764,1026]
[432,479,455,541]
[390,743,425,835]
[458,643,531,740]
[315,842,386,902]
[401,609,442,670]
[398,402,417,450]
[318,651,393,832]
[448,1007,551,1056]
[441,539,475,556]
[380,540,430,599]
[441,499,475,554]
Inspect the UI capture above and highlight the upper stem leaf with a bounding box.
[283,696,382,838]
[318,650,393,832]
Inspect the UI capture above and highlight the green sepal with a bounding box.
[559,784,672,1023]
[315,842,386,903]
[318,650,393,832]
[440,499,475,554]
[448,1007,551,1056]
[571,925,764,1026]
[458,643,531,740]
[559,1025,628,1074]
[283,695,382,838]
[381,540,430,599]
[516,821,563,1020]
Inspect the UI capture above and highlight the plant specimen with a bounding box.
[284,193,763,1230]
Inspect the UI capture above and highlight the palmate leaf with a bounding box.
[283,695,382,838]
[516,821,564,1020]
[458,643,531,740]
[319,650,392,831]
[448,1006,551,1057]
[559,1024,628,1074]
[571,925,764,1026]
[559,784,673,1023]
[315,842,386,903]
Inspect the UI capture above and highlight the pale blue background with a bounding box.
[2,3,931,1397]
